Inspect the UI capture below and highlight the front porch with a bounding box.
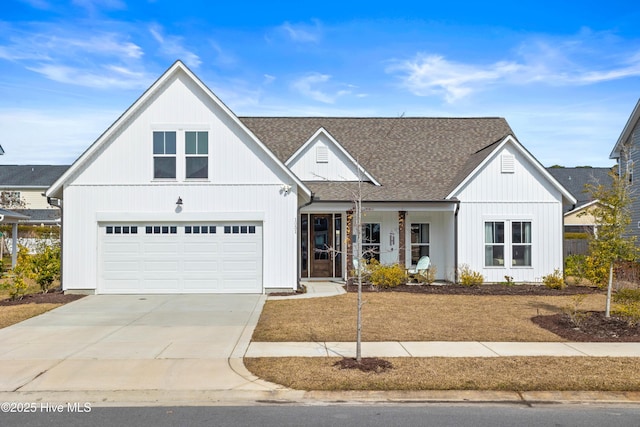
[299,202,457,282]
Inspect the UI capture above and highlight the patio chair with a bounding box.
[407,256,430,282]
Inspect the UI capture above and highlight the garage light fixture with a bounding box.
[176,197,183,206]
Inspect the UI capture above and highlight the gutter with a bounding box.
[453,199,460,284]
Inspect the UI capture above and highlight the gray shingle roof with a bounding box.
[546,167,614,211]
[0,165,69,187]
[240,117,514,201]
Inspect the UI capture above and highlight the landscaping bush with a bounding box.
[1,245,31,300]
[562,294,590,327]
[612,289,640,326]
[29,241,61,293]
[367,260,405,288]
[542,268,566,290]
[564,232,589,240]
[583,255,609,288]
[458,264,483,286]
[565,254,586,284]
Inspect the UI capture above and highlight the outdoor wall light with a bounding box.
[176,197,183,206]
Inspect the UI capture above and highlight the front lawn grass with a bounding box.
[253,293,605,342]
[245,356,640,391]
[0,303,63,328]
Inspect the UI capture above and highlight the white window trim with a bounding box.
[483,218,533,269]
[410,223,430,265]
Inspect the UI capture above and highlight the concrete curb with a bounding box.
[1,390,639,407]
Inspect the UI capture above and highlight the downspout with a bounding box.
[296,192,315,289]
[47,196,63,290]
[453,199,460,284]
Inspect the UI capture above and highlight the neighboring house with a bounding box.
[0,165,69,225]
[46,61,575,295]
[546,167,613,235]
[610,98,640,242]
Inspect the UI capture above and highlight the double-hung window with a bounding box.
[511,221,532,266]
[485,220,532,267]
[153,131,176,179]
[484,222,505,266]
[410,223,430,265]
[362,223,381,261]
[185,131,208,179]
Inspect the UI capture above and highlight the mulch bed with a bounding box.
[0,291,85,306]
[532,312,640,342]
[334,357,394,373]
[345,283,604,296]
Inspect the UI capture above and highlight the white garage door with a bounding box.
[99,223,262,294]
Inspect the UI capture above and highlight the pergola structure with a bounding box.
[0,208,29,268]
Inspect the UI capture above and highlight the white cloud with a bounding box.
[291,73,352,104]
[389,30,640,103]
[0,108,119,164]
[149,25,201,68]
[26,64,151,89]
[278,20,322,43]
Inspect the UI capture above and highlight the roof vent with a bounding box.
[316,145,328,163]
[501,154,515,173]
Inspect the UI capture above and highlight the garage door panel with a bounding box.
[183,260,219,273]
[143,260,180,272]
[100,222,262,294]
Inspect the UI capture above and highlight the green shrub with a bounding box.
[458,264,483,286]
[612,289,640,326]
[565,254,586,284]
[583,255,609,288]
[542,268,566,290]
[368,261,405,288]
[29,241,61,293]
[1,245,31,300]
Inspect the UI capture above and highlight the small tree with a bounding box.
[584,168,639,317]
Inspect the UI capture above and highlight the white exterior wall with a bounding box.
[20,189,52,209]
[454,143,564,283]
[405,211,455,281]
[61,70,299,292]
[288,134,362,181]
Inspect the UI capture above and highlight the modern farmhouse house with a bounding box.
[46,61,575,294]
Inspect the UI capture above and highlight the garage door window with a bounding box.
[105,226,138,234]
[224,225,256,234]
[145,225,177,234]
[185,225,217,234]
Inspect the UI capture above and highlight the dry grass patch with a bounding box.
[0,303,63,328]
[253,293,605,342]
[245,357,640,391]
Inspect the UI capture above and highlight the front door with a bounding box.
[310,214,333,277]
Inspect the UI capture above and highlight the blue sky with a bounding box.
[1,0,640,167]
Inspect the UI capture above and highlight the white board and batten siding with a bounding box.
[60,69,299,294]
[453,143,565,283]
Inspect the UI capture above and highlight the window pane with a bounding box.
[198,132,208,154]
[512,222,522,244]
[185,132,197,154]
[154,157,176,178]
[513,245,531,266]
[210,226,216,233]
[523,222,531,243]
[165,132,176,154]
[153,132,164,154]
[186,157,208,179]
[485,245,504,266]
[411,245,430,265]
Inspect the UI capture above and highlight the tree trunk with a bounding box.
[605,261,613,318]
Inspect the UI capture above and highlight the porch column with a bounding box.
[398,211,406,267]
[346,209,353,284]
[11,222,17,268]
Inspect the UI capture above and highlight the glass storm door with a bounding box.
[310,214,333,277]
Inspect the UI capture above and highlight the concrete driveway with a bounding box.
[0,294,280,395]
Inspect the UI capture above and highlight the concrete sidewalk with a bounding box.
[246,341,640,358]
